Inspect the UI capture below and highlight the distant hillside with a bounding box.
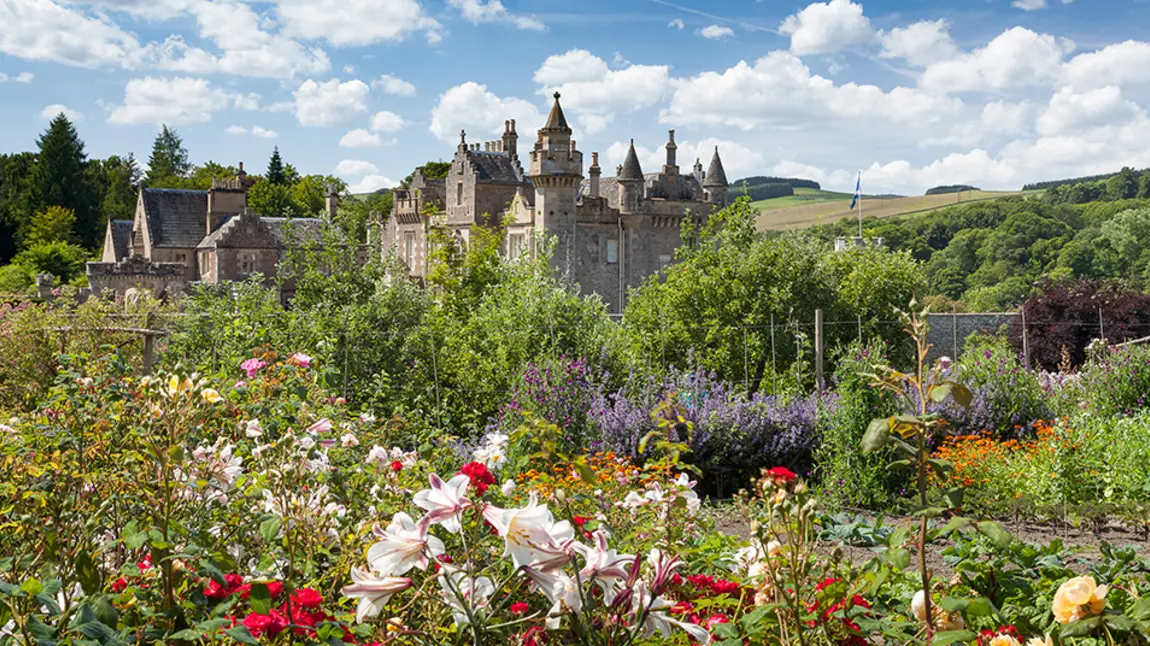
[926,184,979,196]
[1024,171,1127,191]
[756,190,1035,231]
[732,176,821,190]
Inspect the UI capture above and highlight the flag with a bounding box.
[849,172,861,210]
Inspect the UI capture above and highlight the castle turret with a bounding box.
[502,119,518,160]
[662,129,678,177]
[617,139,643,215]
[589,152,601,199]
[529,93,583,275]
[704,146,729,208]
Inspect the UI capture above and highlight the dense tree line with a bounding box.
[0,116,391,293]
[925,184,978,195]
[1024,170,1132,191]
[732,176,821,190]
[1041,166,1150,205]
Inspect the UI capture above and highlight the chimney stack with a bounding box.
[324,183,338,221]
[589,152,601,199]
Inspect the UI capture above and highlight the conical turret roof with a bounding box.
[704,146,728,187]
[618,139,644,181]
[542,92,571,132]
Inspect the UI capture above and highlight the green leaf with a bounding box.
[912,506,948,518]
[259,516,283,543]
[575,462,597,486]
[167,445,185,463]
[226,627,261,646]
[75,621,116,641]
[20,578,43,596]
[1104,614,1136,632]
[938,516,971,537]
[92,595,119,628]
[884,548,911,570]
[711,623,739,639]
[249,582,272,615]
[965,597,994,617]
[950,383,973,408]
[75,551,100,596]
[944,488,964,509]
[168,629,204,640]
[928,458,954,475]
[888,460,913,470]
[932,630,976,646]
[975,521,1012,549]
[1131,596,1150,620]
[861,418,890,454]
[929,383,953,403]
[939,597,968,613]
[1060,616,1102,638]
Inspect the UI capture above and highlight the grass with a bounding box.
[755,189,1039,231]
[748,187,856,210]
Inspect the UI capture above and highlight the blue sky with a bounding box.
[3,0,1150,194]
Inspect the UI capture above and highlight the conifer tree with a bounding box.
[30,113,99,249]
[146,125,191,184]
[266,146,287,185]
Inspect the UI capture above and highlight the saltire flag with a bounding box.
[849,172,861,210]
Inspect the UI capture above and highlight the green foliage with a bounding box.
[0,152,37,261]
[265,146,287,185]
[23,206,77,248]
[30,113,100,249]
[11,241,90,283]
[399,161,451,188]
[0,263,33,294]
[145,124,191,184]
[247,181,302,218]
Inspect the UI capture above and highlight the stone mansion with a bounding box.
[383,93,730,313]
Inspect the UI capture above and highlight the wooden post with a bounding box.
[815,309,824,394]
[1021,307,1030,369]
[1098,306,1105,343]
[143,334,155,376]
[742,327,749,392]
[770,314,778,394]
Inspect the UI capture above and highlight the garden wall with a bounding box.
[925,311,1018,362]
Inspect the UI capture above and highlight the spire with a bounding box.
[704,145,728,187]
[542,92,571,133]
[618,139,643,181]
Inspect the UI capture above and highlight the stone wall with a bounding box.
[924,312,1019,362]
[87,256,188,300]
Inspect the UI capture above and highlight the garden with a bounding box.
[2,197,1150,645]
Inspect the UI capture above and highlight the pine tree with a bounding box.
[30,113,99,249]
[146,125,191,184]
[266,146,287,185]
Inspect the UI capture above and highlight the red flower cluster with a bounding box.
[510,602,530,614]
[241,588,331,639]
[979,626,1021,645]
[806,578,870,646]
[390,460,404,473]
[686,574,741,597]
[204,574,247,599]
[766,466,798,485]
[459,461,496,495]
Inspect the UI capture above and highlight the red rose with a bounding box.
[671,601,695,614]
[391,460,403,473]
[111,577,128,593]
[510,602,529,614]
[572,516,588,527]
[710,579,739,595]
[204,579,230,600]
[767,466,797,484]
[671,573,684,586]
[242,613,273,638]
[687,574,714,589]
[705,614,730,629]
[459,461,496,495]
[225,574,245,593]
[290,588,323,608]
[137,554,153,571]
[267,581,284,597]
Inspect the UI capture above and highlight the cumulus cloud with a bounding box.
[1063,41,1150,89]
[668,18,684,30]
[779,0,874,56]
[339,129,382,147]
[107,76,249,124]
[698,25,733,39]
[430,81,542,141]
[370,111,405,133]
[373,73,416,96]
[0,72,34,83]
[0,0,143,68]
[226,124,278,137]
[534,49,671,133]
[605,137,763,179]
[277,0,441,46]
[347,175,396,193]
[878,19,958,66]
[447,0,545,31]
[334,159,395,193]
[293,78,370,126]
[40,104,82,121]
[1036,86,1142,137]
[919,27,1074,92]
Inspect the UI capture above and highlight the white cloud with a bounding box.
[534,49,671,133]
[662,51,962,131]
[1012,0,1046,10]
[779,0,874,56]
[430,81,542,142]
[40,104,82,121]
[226,125,247,135]
[0,0,143,68]
[878,19,958,66]
[919,27,1074,92]
[447,0,545,31]
[107,76,245,125]
[339,129,382,147]
[343,64,355,74]
[698,25,733,40]
[334,159,379,176]
[1036,86,1142,137]
[668,18,684,30]
[228,125,278,137]
[374,73,416,96]
[293,78,370,126]
[370,111,405,133]
[1063,41,1150,89]
[0,71,34,83]
[347,175,396,193]
[277,0,442,46]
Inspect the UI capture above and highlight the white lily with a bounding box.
[482,493,575,570]
[633,580,711,644]
[341,567,412,623]
[522,566,582,629]
[305,418,333,435]
[367,512,445,575]
[573,529,632,603]
[438,566,494,627]
[413,474,472,533]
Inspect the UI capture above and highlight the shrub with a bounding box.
[1078,342,1150,418]
[946,333,1053,438]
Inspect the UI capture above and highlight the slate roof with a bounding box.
[704,147,728,187]
[110,220,132,260]
[645,172,705,201]
[580,172,708,208]
[142,188,209,248]
[618,141,644,181]
[196,216,235,248]
[466,150,526,184]
[263,218,324,245]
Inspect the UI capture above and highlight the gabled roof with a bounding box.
[618,140,644,181]
[110,220,132,260]
[704,147,728,187]
[197,215,325,249]
[142,188,208,248]
[466,150,526,184]
[263,217,324,245]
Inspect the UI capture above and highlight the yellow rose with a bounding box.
[1052,576,1108,624]
[988,636,1021,646]
[1025,635,1053,646]
[201,389,222,403]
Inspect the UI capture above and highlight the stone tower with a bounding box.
[529,92,583,275]
[704,146,729,208]
[617,140,644,215]
[662,130,678,177]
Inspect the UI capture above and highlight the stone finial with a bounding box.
[460,129,467,145]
